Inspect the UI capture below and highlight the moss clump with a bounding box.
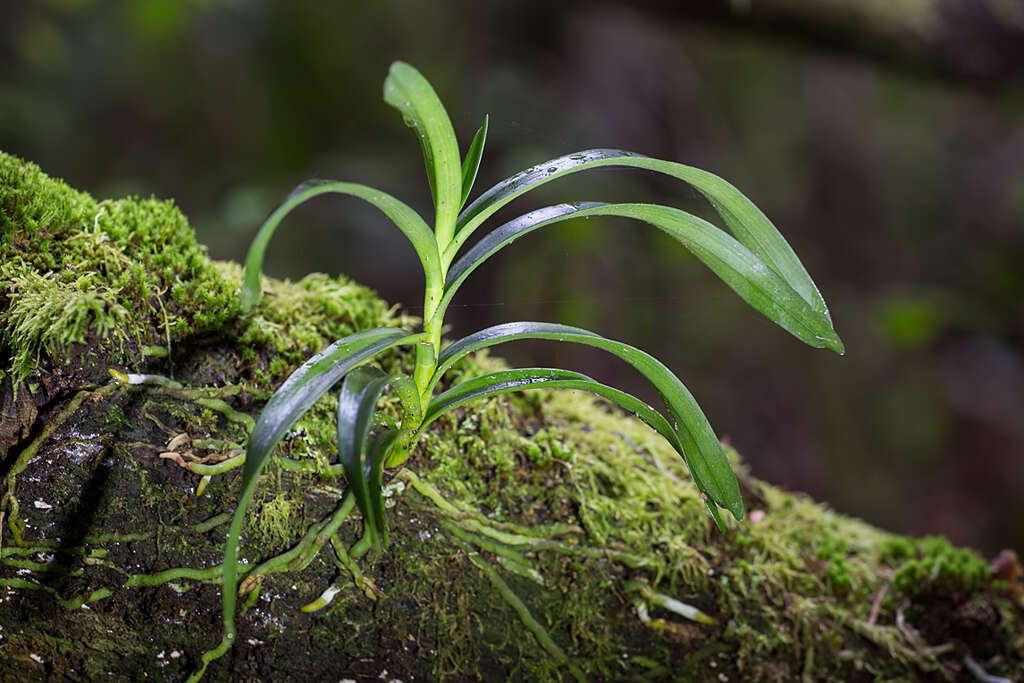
[254,491,302,550]
[0,268,132,375]
[229,265,413,370]
[815,533,854,592]
[0,151,411,387]
[0,150,237,381]
[882,535,989,597]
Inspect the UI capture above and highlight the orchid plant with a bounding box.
[193,61,843,678]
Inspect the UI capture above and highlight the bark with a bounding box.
[1,151,1022,681]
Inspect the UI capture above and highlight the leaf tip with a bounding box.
[826,332,845,356]
[813,325,845,355]
[729,499,745,522]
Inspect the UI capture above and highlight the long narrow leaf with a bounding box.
[423,366,736,529]
[425,367,669,443]
[244,329,420,484]
[364,428,399,544]
[383,61,462,250]
[220,328,422,649]
[460,115,489,210]
[439,203,842,353]
[336,367,393,552]
[240,180,441,313]
[451,148,832,324]
[428,323,744,520]
[423,367,595,424]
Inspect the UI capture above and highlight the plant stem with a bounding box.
[413,282,444,410]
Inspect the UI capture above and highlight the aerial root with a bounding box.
[624,579,715,626]
[1,383,120,554]
[827,604,948,676]
[108,369,255,430]
[449,534,586,683]
[301,533,381,612]
[400,469,650,568]
[867,568,893,626]
[963,655,1013,683]
[0,577,111,610]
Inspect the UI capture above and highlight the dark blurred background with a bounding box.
[2,1,1022,554]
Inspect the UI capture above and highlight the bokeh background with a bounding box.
[2,1,1022,554]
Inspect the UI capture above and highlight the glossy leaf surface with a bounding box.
[460,115,489,210]
[452,148,832,325]
[383,61,462,249]
[364,428,399,543]
[220,328,420,647]
[337,367,393,552]
[441,202,842,353]
[240,180,441,313]
[423,367,592,423]
[430,322,744,520]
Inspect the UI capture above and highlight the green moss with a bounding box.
[0,151,237,381]
[0,267,132,377]
[815,533,853,592]
[0,151,406,386]
[230,264,413,368]
[0,152,97,257]
[548,390,714,557]
[254,491,302,549]
[3,152,1021,682]
[881,535,989,597]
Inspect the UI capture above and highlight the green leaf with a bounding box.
[426,365,669,441]
[243,328,419,485]
[424,366,735,530]
[460,115,489,210]
[239,180,441,313]
[383,374,424,468]
[383,61,462,251]
[423,367,593,423]
[451,148,835,329]
[219,327,421,651]
[438,202,842,353]
[429,322,744,521]
[364,428,399,542]
[336,367,393,552]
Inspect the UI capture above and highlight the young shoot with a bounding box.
[191,61,843,680]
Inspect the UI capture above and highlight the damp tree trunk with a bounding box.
[1,153,1021,681]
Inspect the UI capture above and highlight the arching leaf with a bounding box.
[429,323,744,521]
[364,428,399,543]
[440,203,842,353]
[424,367,592,424]
[452,148,833,325]
[336,367,394,552]
[240,180,441,313]
[219,327,423,659]
[384,61,462,251]
[423,365,737,529]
